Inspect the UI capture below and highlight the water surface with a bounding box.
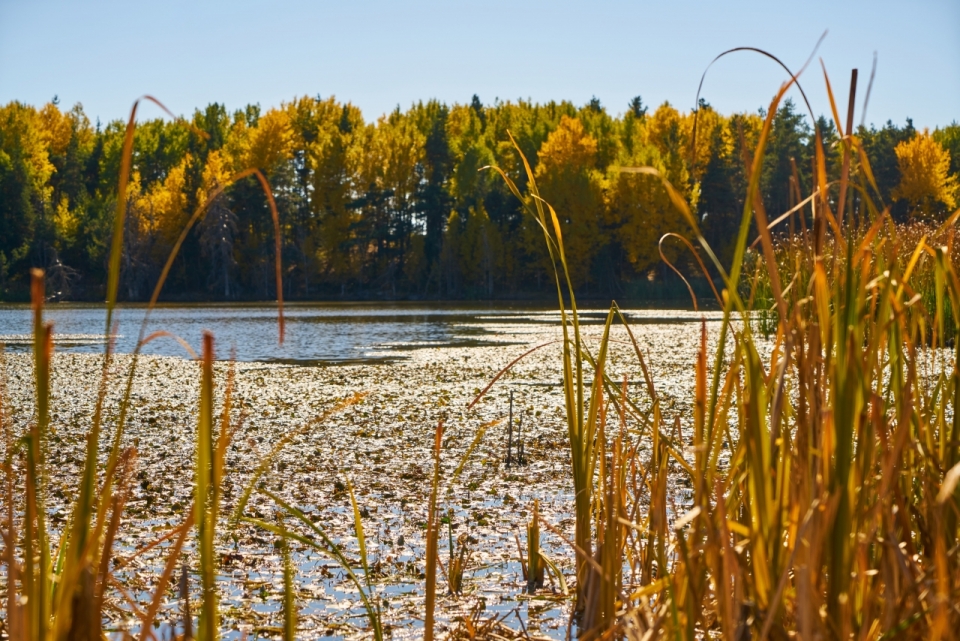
[0,302,717,364]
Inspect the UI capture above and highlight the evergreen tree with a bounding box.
[762,99,811,221]
[859,118,915,220]
[699,124,742,263]
[628,96,647,119]
[416,102,452,275]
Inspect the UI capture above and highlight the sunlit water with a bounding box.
[0,302,719,364]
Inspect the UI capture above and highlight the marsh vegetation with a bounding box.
[2,49,960,640]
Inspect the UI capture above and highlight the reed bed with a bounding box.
[477,60,960,639]
[2,56,960,641]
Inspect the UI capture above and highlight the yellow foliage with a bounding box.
[646,103,687,160]
[538,115,597,171]
[53,196,79,242]
[197,150,232,207]
[0,102,54,192]
[134,155,190,243]
[445,105,485,159]
[361,115,424,200]
[446,105,492,206]
[222,118,250,173]
[38,103,73,157]
[892,129,958,218]
[645,103,697,198]
[460,206,500,291]
[245,108,293,173]
[296,98,365,282]
[608,151,689,274]
[608,105,702,274]
[688,106,724,178]
[532,116,603,286]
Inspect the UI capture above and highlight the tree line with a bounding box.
[0,94,957,302]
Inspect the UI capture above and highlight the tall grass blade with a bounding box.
[196,331,218,641]
[424,421,443,641]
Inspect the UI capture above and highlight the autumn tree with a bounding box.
[305,100,365,293]
[892,129,959,219]
[607,103,698,280]
[0,102,54,293]
[530,115,604,288]
[859,118,915,220]
[354,110,425,293]
[195,151,238,297]
[411,101,452,275]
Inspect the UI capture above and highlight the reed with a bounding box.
[280,527,297,641]
[525,500,543,594]
[447,526,469,596]
[424,421,444,641]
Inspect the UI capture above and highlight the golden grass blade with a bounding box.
[749,190,820,249]
[197,331,218,641]
[526,500,543,593]
[139,330,200,360]
[424,421,443,641]
[856,145,884,206]
[860,51,877,127]
[820,60,847,144]
[280,528,297,641]
[28,269,52,637]
[897,235,928,300]
[212,358,236,524]
[0,344,22,640]
[450,419,500,483]
[538,550,568,596]
[836,69,859,228]
[94,447,136,621]
[813,132,845,247]
[465,341,561,409]
[347,478,370,584]
[937,461,960,504]
[536,513,606,578]
[657,233,714,310]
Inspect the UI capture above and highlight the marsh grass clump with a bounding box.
[477,54,960,639]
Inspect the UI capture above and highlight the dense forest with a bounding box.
[0,94,957,302]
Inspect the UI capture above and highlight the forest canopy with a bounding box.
[0,95,956,302]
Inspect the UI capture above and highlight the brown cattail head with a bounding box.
[202,330,215,366]
[30,268,45,315]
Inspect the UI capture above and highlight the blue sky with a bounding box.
[1,0,957,129]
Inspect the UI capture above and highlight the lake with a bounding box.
[0,302,718,364]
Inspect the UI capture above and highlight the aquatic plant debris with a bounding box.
[0,313,731,639]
